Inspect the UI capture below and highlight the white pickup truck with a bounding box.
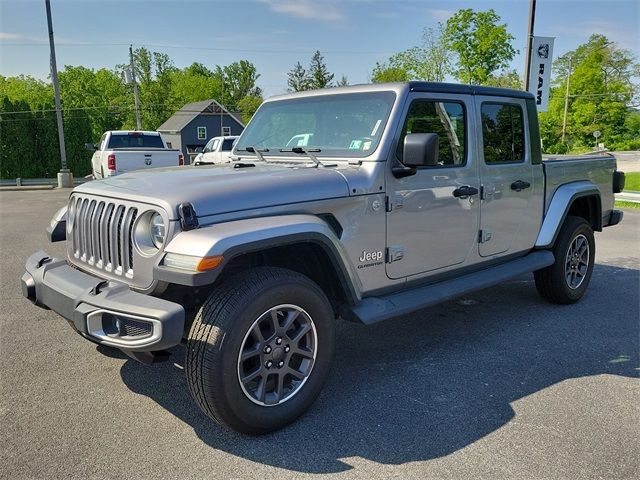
[88,131,184,178]
[193,136,239,165]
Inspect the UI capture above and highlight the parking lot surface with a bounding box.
[1,189,638,479]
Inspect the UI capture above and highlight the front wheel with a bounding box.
[534,215,595,304]
[185,267,335,434]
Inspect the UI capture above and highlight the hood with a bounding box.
[74,163,350,219]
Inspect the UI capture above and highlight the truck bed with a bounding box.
[542,152,617,221]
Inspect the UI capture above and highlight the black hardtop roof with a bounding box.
[407,81,535,100]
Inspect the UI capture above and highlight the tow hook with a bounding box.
[36,256,52,268]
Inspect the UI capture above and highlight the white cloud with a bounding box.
[0,32,23,41]
[552,19,638,51]
[425,8,454,23]
[260,1,345,23]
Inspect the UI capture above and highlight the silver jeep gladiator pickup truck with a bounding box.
[22,82,625,434]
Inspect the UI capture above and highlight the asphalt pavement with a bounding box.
[1,189,638,479]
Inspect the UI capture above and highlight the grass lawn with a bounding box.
[624,172,640,192]
[615,200,640,209]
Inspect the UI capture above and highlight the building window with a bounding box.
[222,126,231,136]
[197,126,207,140]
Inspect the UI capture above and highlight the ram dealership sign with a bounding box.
[527,36,555,112]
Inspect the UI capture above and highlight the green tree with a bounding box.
[287,61,310,92]
[218,60,262,109]
[370,24,450,83]
[336,75,349,87]
[169,62,222,106]
[444,9,517,84]
[371,64,410,83]
[539,34,638,152]
[308,51,334,89]
[486,69,523,89]
[236,95,263,124]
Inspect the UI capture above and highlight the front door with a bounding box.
[476,98,539,257]
[386,94,480,279]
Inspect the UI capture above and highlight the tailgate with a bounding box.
[112,150,180,173]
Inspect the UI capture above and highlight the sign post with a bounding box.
[527,36,555,112]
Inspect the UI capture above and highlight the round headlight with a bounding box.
[150,212,165,248]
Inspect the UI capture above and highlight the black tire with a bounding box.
[186,267,335,435]
[534,215,595,304]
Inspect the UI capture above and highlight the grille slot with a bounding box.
[71,197,138,277]
[119,318,153,338]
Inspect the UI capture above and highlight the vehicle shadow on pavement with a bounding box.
[119,264,639,473]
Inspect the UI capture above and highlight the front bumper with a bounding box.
[22,251,185,354]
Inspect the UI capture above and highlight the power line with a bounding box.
[0,41,394,56]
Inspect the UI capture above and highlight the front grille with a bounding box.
[71,196,138,277]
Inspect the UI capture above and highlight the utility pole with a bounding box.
[220,70,224,136]
[129,45,142,130]
[523,0,537,91]
[561,57,572,143]
[45,0,72,188]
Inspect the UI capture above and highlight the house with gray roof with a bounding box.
[157,99,244,164]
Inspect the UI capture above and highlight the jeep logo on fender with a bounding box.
[359,250,383,262]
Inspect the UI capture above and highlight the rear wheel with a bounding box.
[534,216,595,304]
[185,267,335,434]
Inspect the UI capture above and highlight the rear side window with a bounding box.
[397,100,466,167]
[221,138,235,151]
[481,103,525,164]
[108,133,165,149]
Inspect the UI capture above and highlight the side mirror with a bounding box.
[85,143,98,151]
[403,133,439,167]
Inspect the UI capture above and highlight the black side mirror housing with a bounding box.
[403,133,439,167]
[85,143,98,151]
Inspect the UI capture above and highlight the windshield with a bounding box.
[236,91,396,158]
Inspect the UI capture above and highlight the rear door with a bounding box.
[476,98,540,257]
[385,93,480,279]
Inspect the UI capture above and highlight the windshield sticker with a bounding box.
[362,140,372,151]
[349,140,363,150]
[370,119,382,137]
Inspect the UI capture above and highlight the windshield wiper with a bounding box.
[279,147,322,168]
[237,146,268,162]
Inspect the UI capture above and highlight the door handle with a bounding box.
[452,185,479,198]
[510,180,531,191]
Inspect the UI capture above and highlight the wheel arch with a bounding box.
[159,214,360,310]
[536,181,601,249]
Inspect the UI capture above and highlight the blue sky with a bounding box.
[1,0,638,97]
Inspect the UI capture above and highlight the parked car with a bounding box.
[25,82,624,435]
[193,136,239,165]
[87,130,184,178]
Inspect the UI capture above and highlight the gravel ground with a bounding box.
[1,189,638,480]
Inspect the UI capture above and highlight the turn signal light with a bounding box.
[196,256,224,272]
[107,154,116,170]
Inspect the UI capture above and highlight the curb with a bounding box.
[0,185,57,192]
[615,192,640,203]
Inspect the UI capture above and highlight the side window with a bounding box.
[397,100,466,167]
[221,138,235,151]
[211,139,220,151]
[481,103,525,164]
[99,133,107,150]
[203,139,214,153]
